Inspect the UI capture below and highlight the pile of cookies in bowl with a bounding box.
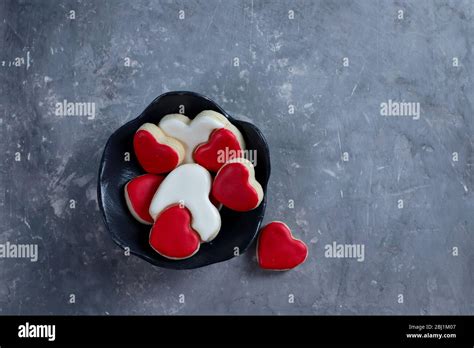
[100,92,308,270]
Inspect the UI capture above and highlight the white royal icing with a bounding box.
[148,163,221,242]
[159,110,227,163]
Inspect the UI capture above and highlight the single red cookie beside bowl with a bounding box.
[257,221,308,271]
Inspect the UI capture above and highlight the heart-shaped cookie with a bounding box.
[211,158,263,212]
[149,163,221,242]
[257,222,308,271]
[124,174,165,224]
[149,204,200,260]
[133,123,185,174]
[159,110,245,164]
[194,128,244,172]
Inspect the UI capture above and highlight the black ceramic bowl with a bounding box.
[98,91,271,269]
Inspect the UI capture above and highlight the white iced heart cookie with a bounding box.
[159,110,244,163]
[149,163,221,242]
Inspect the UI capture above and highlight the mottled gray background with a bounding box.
[0,0,473,315]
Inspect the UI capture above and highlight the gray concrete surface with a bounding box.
[0,0,473,314]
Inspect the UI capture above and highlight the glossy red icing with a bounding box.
[257,222,308,270]
[149,205,200,259]
[193,128,243,172]
[125,174,164,224]
[134,129,180,174]
[211,162,259,212]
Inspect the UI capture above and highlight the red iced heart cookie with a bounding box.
[133,123,185,174]
[194,128,243,172]
[257,222,308,271]
[211,158,263,212]
[149,205,200,260]
[124,174,165,225]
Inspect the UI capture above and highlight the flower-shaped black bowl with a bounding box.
[98,91,271,269]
